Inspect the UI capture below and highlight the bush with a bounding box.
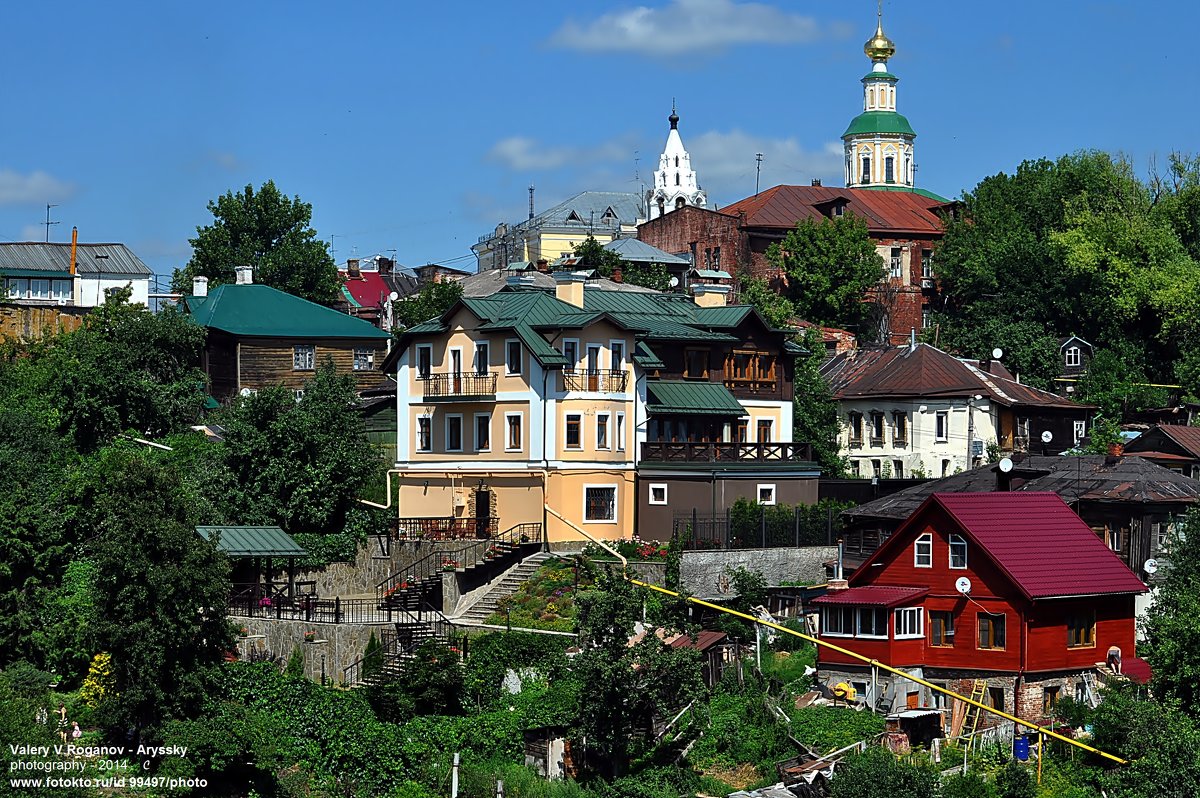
[942,770,997,798]
[995,760,1036,798]
[829,746,940,798]
[791,705,885,753]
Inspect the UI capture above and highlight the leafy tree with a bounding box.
[829,745,940,798]
[740,274,796,329]
[173,180,340,305]
[794,327,849,476]
[931,316,1062,391]
[571,235,671,291]
[82,445,233,741]
[1080,416,1123,455]
[1077,348,1169,418]
[393,279,464,331]
[765,214,884,334]
[1090,683,1200,798]
[284,646,305,680]
[369,640,464,721]
[1140,510,1200,715]
[31,559,96,682]
[994,760,1035,798]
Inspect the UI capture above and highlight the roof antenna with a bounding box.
[528,185,535,220]
[910,326,916,352]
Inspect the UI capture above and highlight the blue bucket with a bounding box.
[1014,734,1031,761]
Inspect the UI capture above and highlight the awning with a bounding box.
[811,586,929,607]
[197,526,307,557]
[647,380,745,416]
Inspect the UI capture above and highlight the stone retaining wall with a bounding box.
[680,547,835,598]
[235,616,387,685]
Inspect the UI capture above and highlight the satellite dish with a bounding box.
[998,457,1013,473]
[955,576,973,595]
[668,276,680,288]
[1041,430,1054,444]
[1144,559,1159,575]
[388,291,400,302]
[992,348,1003,360]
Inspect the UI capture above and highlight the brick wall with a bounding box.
[637,207,747,272]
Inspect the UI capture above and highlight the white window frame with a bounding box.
[1073,420,1086,445]
[894,607,924,639]
[505,339,523,376]
[293,389,305,402]
[596,411,611,450]
[609,339,625,370]
[756,418,774,444]
[416,415,432,453]
[856,607,889,639]
[445,414,464,453]
[822,606,853,637]
[615,412,626,452]
[564,413,584,450]
[914,532,933,568]
[51,280,71,301]
[935,411,949,442]
[505,412,523,452]
[1065,346,1081,367]
[353,347,373,371]
[30,278,50,299]
[416,344,433,380]
[293,344,315,371]
[757,483,776,506]
[583,484,618,524]
[648,483,668,505]
[474,413,491,453]
[474,341,490,376]
[949,533,968,569]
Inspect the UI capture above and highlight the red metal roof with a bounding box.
[1154,425,1200,458]
[667,630,728,652]
[719,185,948,235]
[930,493,1147,600]
[811,586,928,607]
[1124,655,1152,685]
[340,271,391,309]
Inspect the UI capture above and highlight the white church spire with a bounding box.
[647,101,706,220]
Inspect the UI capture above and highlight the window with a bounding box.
[914,533,932,568]
[941,458,952,477]
[857,607,888,638]
[610,340,625,368]
[871,459,882,479]
[850,460,861,477]
[446,415,463,452]
[885,156,895,183]
[949,534,968,569]
[757,419,773,443]
[870,412,885,444]
[893,412,908,444]
[293,344,315,370]
[892,459,904,478]
[929,611,955,647]
[416,345,433,379]
[712,247,721,269]
[475,414,491,452]
[757,484,776,505]
[1153,519,1178,553]
[416,416,432,452]
[685,348,708,379]
[475,342,489,376]
[921,250,933,279]
[1043,686,1060,715]
[565,414,582,450]
[616,412,626,451]
[1073,420,1086,445]
[822,606,853,636]
[353,348,373,371]
[736,418,749,443]
[1065,346,1081,367]
[592,413,609,450]
[5,278,26,298]
[584,485,617,523]
[889,248,902,279]
[861,156,871,183]
[978,613,1006,650]
[51,280,71,301]
[293,389,305,402]
[894,608,923,639]
[649,484,668,505]
[849,412,864,444]
[506,413,522,451]
[1067,612,1096,648]
[922,309,931,329]
[505,340,522,375]
[562,339,578,369]
[726,350,777,389]
[988,687,1006,711]
[935,411,949,442]
[30,279,50,299]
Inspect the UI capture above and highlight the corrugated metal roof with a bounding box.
[667,629,728,651]
[457,269,658,297]
[633,341,665,369]
[929,492,1148,599]
[603,237,690,265]
[525,191,643,229]
[647,380,745,415]
[183,284,390,339]
[196,525,307,556]
[1135,425,1200,459]
[692,305,753,328]
[811,585,928,607]
[719,184,947,235]
[0,242,153,276]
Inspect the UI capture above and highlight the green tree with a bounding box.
[932,317,1062,391]
[393,279,464,331]
[1077,348,1170,418]
[1140,510,1200,715]
[740,275,796,329]
[1090,683,1200,798]
[994,760,1035,798]
[829,746,940,798]
[571,235,672,291]
[765,214,884,334]
[794,327,849,476]
[173,180,340,305]
[82,445,233,741]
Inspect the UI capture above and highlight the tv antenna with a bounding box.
[44,204,59,242]
[755,153,764,196]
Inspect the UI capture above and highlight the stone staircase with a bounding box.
[456,552,556,625]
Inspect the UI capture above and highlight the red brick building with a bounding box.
[813,492,1147,725]
[638,185,950,344]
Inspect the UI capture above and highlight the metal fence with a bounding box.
[672,503,844,550]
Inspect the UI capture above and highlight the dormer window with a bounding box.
[566,210,583,223]
[1065,346,1081,367]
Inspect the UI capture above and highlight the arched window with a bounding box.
[676,197,686,209]
[885,156,895,183]
[674,156,679,167]
[676,173,680,186]
[861,156,871,183]
[1065,346,1081,367]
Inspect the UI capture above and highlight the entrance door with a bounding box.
[475,489,492,537]
[586,344,601,391]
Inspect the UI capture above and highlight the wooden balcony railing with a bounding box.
[420,371,497,401]
[640,441,814,463]
[562,368,628,393]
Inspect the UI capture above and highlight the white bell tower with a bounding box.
[647,102,707,220]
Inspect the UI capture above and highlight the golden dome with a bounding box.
[864,16,895,61]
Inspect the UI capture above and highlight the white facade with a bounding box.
[840,397,998,480]
[75,274,150,308]
[647,106,707,220]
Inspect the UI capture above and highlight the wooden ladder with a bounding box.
[962,680,989,740]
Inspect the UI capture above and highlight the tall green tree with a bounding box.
[392,279,463,331]
[571,235,672,291]
[764,214,884,335]
[739,275,796,329]
[173,180,340,305]
[1140,509,1200,715]
[793,328,848,476]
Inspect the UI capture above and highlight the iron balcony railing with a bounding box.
[420,371,497,400]
[561,368,628,393]
[639,441,814,464]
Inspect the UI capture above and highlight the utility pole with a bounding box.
[44,204,59,242]
[755,153,764,196]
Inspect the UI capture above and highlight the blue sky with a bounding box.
[0,0,1194,283]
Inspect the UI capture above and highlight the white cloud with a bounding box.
[0,169,77,206]
[686,130,844,202]
[19,224,44,242]
[486,136,634,172]
[548,0,838,56]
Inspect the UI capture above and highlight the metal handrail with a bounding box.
[420,371,497,399]
[562,368,628,392]
[342,599,455,687]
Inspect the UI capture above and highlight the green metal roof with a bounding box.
[691,269,732,280]
[692,305,753,328]
[647,380,746,416]
[184,284,390,340]
[858,185,952,203]
[0,267,72,279]
[861,71,899,82]
[842,111,916,138]
[633,340,665,369]
[340,284,363,308]
[197,525,308,557]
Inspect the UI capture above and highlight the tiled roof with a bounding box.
[646,380,745,416]
[925,492,1148,599]
[811,585,928,607]
[719,185,948,235]
[183,284,390,340]
[0,242,153,276]
[196,525,307,557]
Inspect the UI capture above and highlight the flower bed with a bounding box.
[485,557,594,632]
[580,535,670,561]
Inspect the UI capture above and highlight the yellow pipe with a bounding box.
[545,504,627,570]
[628,578,1128,765]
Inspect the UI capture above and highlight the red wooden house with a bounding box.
[813,492,1147,724]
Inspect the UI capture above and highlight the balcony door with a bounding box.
[586,344,602,391]
[450,349,463,393]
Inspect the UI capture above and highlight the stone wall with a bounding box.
[680,547,835,598]
[291,539,479,596]
[235,616,386,685]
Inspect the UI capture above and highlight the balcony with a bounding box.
[561,368,628,393]
[640,441,814,464]
[420,371,497,401]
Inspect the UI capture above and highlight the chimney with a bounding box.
[193,276,209,298]
[234,265,253,285]
[536,258,549,273]
[347,258,361,278]
[378,256,393,275]
[554,270,588,308]
[506,274,536,288]
[811,178,822,187]
[827,540,848,589]
[70,226,78,276]
[691,283,730,308]
[612,265,623,283]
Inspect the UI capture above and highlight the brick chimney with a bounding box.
[691,283,730,308]
[811,178,822,186]
[612,265,623,283]
[347,258,361,279]
[377,257,393,275]
[536,258,549,272]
